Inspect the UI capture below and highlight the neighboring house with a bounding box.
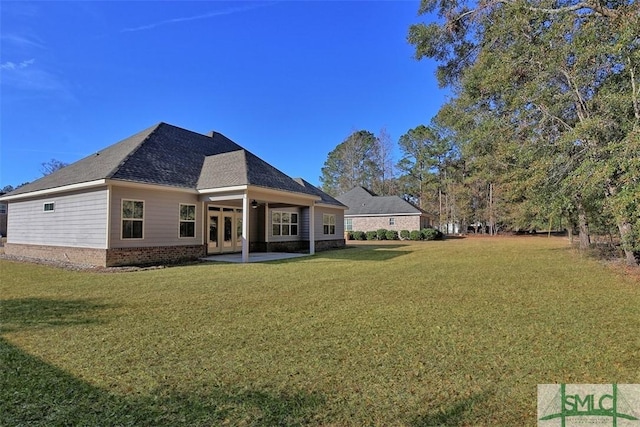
[336,186,435,234]
[0,123,346,266]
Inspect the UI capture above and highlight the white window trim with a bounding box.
[345,218,353,231]
[271,210,299,237]
[323,213,336,235]
[389,217,396,226]
[178,203,196,239]
[43,201,55,212]
[121,199,144,240]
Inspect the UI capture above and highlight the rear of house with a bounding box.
[1,123,346,266]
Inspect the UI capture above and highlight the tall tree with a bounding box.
[397,124,452,214]
[320,130,382,197]
[409,0,640,264]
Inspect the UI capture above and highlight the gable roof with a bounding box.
[336,186,425,216]
[5,122,320,198]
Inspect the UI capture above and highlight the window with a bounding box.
[122,200,144,239]
[179,204,196,238]
[345,218,353,231]
[43,202,55,212]
[323,214,336,235]
[389,217,395,226]
[272,211,298,236]
[0,203,7,214]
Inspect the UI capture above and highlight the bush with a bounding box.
[352,231,366,241]
[366,231,378,240]
[409,230,422,241]
[376,229,388,240]
[345,231,353,240]
[421,228,444,241]
[400,230,410,240]
[385,230,399,240]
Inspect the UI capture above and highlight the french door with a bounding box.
[207,206,243,254]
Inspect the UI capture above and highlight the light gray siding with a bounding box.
[6,188,108,248]
[313,206,345,241]
[110,186,202,248]
[267,207,302,242]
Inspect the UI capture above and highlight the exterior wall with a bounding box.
[311,206,345,241]
[105,245,205,267]
[3,243,205,267]
[267,206,303,243]
[110,186,202,249]
[347,215,427,232]
[4,243,107,266]
[6,188,109,248]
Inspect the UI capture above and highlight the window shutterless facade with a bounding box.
[179,204,196,238]
[272,211,298,236]
[345,218,353,231]
[323,214,336,235]
[122,199,144,239]
[43,202,55,212]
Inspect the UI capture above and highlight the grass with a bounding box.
[1,236,639,426]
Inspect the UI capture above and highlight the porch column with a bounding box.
[309,202,315,255]
[264,202,269,247]
[242,193,249,263]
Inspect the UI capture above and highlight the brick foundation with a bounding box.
[105,245,206,267]
[4,243,107,266]
[4,243,206,267]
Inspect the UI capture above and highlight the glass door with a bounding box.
[207,207,220,254]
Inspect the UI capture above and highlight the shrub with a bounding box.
[377,229,388,240]
[400,230,410,240]
[352,231,366,241]
[366,231,378,240]
[345,231,353,240]
[409,230,422,241]
[385,230,399,240]
[421,228,444,240]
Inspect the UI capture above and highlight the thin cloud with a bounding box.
[1,59,36,70]
[1,34,46,49]
[121,2,275,33]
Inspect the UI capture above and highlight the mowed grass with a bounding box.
[1,237,639,426]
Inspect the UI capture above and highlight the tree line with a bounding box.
[321,0,639,265]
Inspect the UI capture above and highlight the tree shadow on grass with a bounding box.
[1,298,326,426]
[0,297,113,333]
[409,393,488,427]
[1,338,325,426]
[313,244,413,262]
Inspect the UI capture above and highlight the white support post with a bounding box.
[264,202,269,246]
[309,203,315,255]
[242,193,249,263]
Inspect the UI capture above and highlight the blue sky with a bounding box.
[1,1,446,189]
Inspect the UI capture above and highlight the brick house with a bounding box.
[336,186,434,234]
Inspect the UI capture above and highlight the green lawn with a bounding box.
[1,237,639,426]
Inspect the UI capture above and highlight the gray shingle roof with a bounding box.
[293,178,346,207]
[336,186,425,215]
[6,122,320,199]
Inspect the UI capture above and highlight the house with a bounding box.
[0,123,346,266]
[336,186,434,234]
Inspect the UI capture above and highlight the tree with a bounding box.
[320,130,382,196]
[372,127,396,196]
[408,0,640,264]
[397,124,452,214]
[40,158,68,176]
